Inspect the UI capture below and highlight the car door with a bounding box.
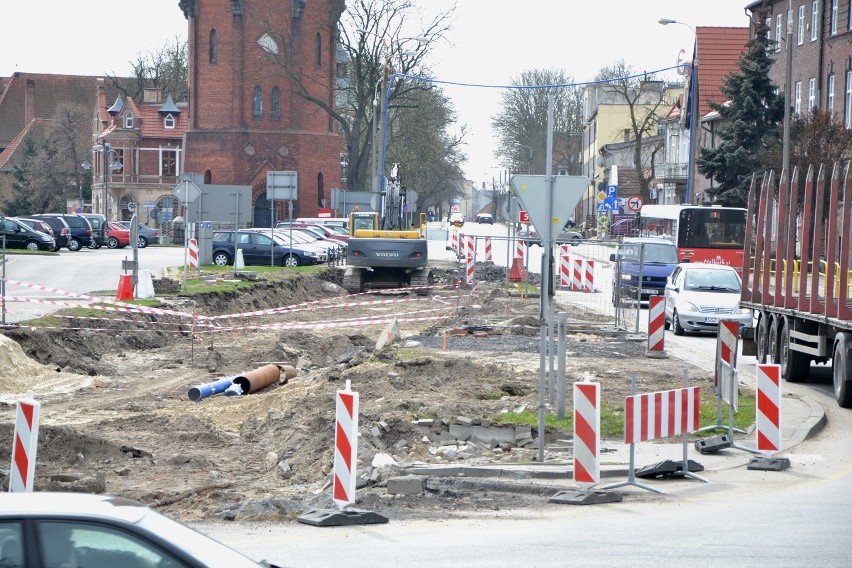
[250,232,278,265]
[0,218,26,248]
[665,266,682,323]
[235,232,254,264]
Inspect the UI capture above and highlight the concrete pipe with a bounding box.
[232,364,282,395]
[188,376,236,401]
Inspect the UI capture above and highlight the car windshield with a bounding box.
[684,269,740,292]
[618,243,678,264]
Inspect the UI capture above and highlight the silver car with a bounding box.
[0,492,277,567]
[664,263,753,335]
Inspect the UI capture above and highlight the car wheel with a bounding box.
[67,237,81,251]
[25,240,40,251]
[108,237,120,249]
[570,235,581,246]
[87,239,100,249]
[283,254,301,267]
[137,236,149,248]
[672,309,685,336]
[212,252,231,266]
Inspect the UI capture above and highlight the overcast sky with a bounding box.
[3,0,752,184]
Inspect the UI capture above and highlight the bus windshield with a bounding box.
[678,208,746,249]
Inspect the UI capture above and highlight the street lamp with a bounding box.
[659,18,698,205]
[85,142,123,222]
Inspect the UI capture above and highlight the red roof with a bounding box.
[696,27,749,118]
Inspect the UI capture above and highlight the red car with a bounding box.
[106,222,131,248]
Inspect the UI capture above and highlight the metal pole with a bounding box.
[556,311,567,419]
[102,141,109,222]
[1,235,6,325]
[782,0,793,177]
[233,193,239,276]
[686,37,698,205]
[270,195,275,267]
[182,182,189,290]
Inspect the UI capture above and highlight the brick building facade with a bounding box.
[178,0,344,225]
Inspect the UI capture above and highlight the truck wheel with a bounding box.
[768,317,780,364]
[755,313,769,363]
[780,319,809,383]
[833,332,852,408]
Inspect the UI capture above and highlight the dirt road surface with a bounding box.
[0,263,710,522]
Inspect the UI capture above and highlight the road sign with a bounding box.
[173,178,202,204]
[596,191,607,202]
[606,185,618,199]
[266,171,298,201]
[627,195,644,211]
[596,197,619,212]
[511,175,589,239]
[519,210,531,223]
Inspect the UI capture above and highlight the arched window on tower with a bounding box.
[317,172,325,207]
[209,29,217,64]
[271,86,281,119]
[253,86,262,118]
[315,32,322,67]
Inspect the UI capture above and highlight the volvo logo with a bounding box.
[375,252,399,257]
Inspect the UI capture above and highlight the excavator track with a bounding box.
[409,268,433,296]
[342,267,365,294]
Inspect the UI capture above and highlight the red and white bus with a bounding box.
[636,205,747,269]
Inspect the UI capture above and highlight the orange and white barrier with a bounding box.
[9,393,41,493]
[484,237,493,263]
[756,364,782,454]
[573,381,600,485]
[333,380,359,508]
[624,386,699,444]
[188,238,199,269]
[647,296,665,353]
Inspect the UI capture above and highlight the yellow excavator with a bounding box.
[342,166,432,295]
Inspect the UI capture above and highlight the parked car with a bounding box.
[0,216,56,251]
[106,222,131,248]
[610,237,679,305]
[449,212,465,227]
[476,213,494,224]
[267,227,342,261]
[0,492,275,567]
[213,230,322,267]
[31,213,93,251]
[519,223,583,246]
[14,217,55,240]
[112,222,161,248]
[24,214,70,251]
[664,263,754,335]
[276,221,350,242]
[82,213,108,248]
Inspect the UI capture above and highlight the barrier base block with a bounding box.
[635,459,704,479]
[747,456,791,472]
[644,350,669,359]
[549,490,623,506]
[296,508,389,527]
[695,434,733,454]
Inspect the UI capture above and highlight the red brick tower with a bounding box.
[178,0,343,223]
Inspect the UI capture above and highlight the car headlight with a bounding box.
[303,250,318,257]
[738,307,751,315]
[620,274,633,281]
[41,235,52,241]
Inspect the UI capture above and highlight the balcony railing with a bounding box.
[653,162,688,180]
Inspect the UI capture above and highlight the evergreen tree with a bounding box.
[697,13,783,206]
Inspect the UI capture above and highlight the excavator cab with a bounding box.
[349,212,379,236]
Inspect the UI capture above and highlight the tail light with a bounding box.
[61,228,69,236]
[87,229,92,235]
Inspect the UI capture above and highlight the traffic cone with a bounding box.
[508,257,527,282]
[116,274,134,301]
[235,249,245,271]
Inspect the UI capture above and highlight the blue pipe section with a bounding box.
[187,376,236,401]
[224,383,244,397]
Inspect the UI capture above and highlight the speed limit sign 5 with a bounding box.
[627,196,643,211]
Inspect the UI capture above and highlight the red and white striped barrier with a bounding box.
[451,230,458,252]
[573,381,600,485]
[624,386,699,444]
[716,320,739,386]
[515,239,525,260]
[756,364,782,455]
[333,380,359,508]
[188,239,199,270]
[465,253,475,284]
[583,260,595,291]
[465,235,475,262]
[647,296,665,353]
[9,394,41,493]
[559,256,594,292]
[484,237,493,263]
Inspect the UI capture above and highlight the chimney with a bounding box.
[25,79,35,124]
[142,87,162,103]
[623,128,631,142]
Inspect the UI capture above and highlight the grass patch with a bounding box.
[478,390,505,400]
[20,298,170,327]
[491,410,572,431]
[175,264,325,295]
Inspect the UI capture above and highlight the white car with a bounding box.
[449,213,465,227]
[664,263,753,335]
[0,492,276,567]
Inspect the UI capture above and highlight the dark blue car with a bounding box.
[610,237,679,305]
[212,230,321,267]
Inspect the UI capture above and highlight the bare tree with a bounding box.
[257,0,455,193]
[492,68,584,175]
[594,60,675,202]
[107,36,188,103]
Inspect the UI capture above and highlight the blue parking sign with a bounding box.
[606,185,618,199]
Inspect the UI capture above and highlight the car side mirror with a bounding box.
[609,253,616,262]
